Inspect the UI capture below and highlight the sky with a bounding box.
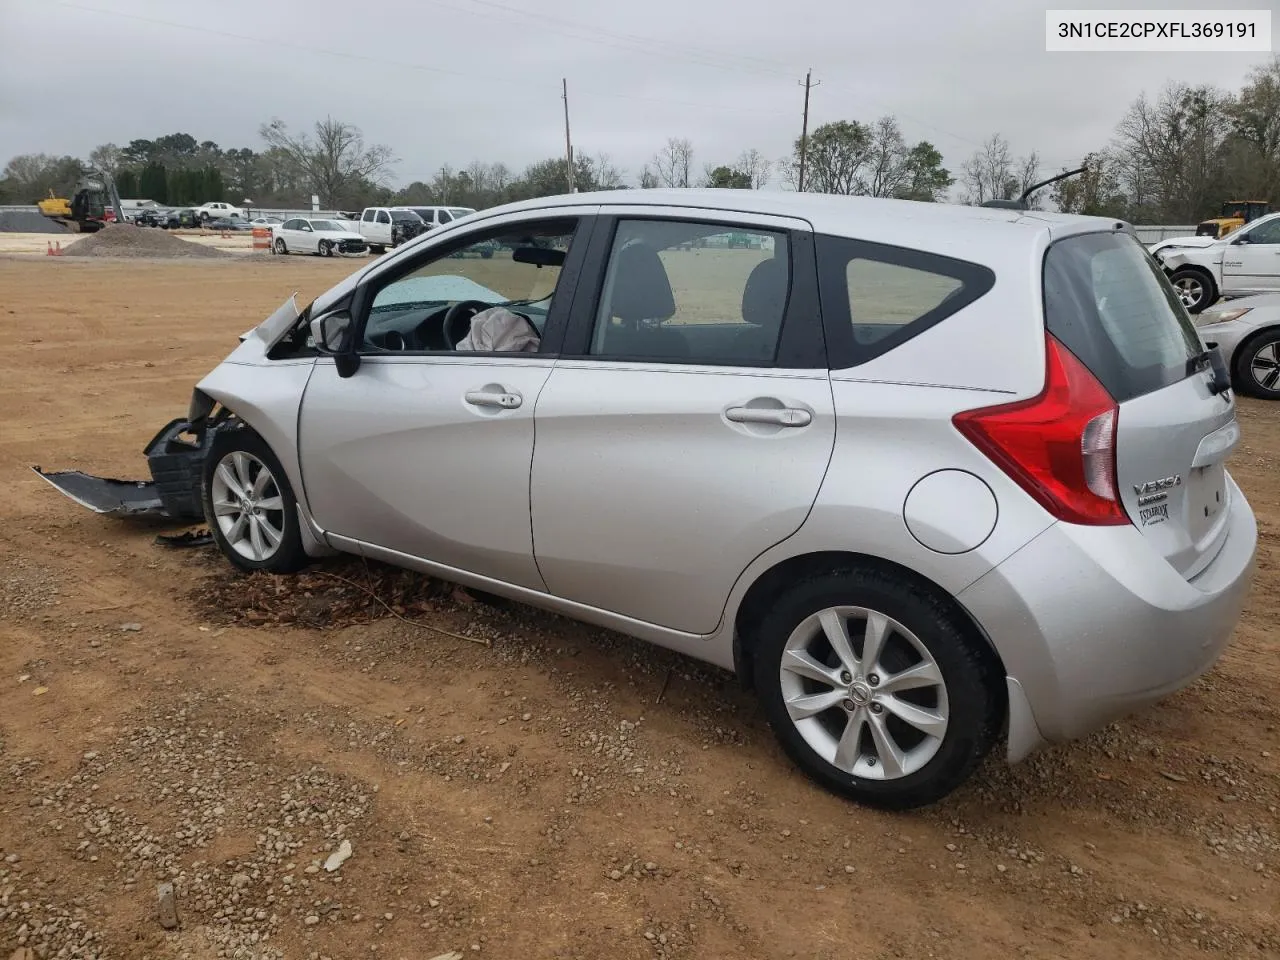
[0,0,1276,192]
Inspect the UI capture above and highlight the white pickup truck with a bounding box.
[1152,211,1280,313]
[357,207,427,253]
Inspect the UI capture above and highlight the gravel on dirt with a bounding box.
[0,210,69,234]
[64,224,232,258]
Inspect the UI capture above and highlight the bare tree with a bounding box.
[1110,83,1233,222]
[87,143,122,175]
[653,137,695,188]
[259,116,396,207]
[862,117,915,197]
[736,149,772,189]
[960,134,1039,206]
[588,152,625,189]
[638,164,661,189]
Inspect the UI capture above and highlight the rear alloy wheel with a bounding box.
[202,430,307,574]
[1236,329,1280,400]
[318,240,333,257]
[1169,268,1216,314]
[754,567,1001,809]
[274,237,288,255]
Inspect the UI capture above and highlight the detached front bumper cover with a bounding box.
[33,417,223,521]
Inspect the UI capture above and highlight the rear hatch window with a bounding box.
[1044,230,1238,577]
[1043,231,1203,403]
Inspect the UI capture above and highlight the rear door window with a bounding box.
[1043,231,1201,403]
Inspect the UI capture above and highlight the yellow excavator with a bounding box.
[37,168,125,233]
[1194,200,1271,238]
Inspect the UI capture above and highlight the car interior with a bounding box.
[589,230,790,364]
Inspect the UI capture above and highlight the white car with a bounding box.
[1195,293,1280,399]
[271,218,369,257]
[1150,211,1280,313]
[195,201,245,222]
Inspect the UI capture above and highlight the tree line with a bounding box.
[3,58,1277,221]
[1051,58,1280,222]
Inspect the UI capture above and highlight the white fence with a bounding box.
[1131,225,1196,243]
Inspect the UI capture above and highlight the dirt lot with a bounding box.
[0,257,1277,960]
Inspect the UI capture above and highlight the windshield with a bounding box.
[390,210,422,222]
[449,208,475,218]
[1044,231,1202,403]
[309,220,348,232]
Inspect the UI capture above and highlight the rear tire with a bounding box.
[1233,328,1280,400]
[752,565,1002,810]
[1169,267,1217,314]
[370,244,386,254]
[202,429,307,575]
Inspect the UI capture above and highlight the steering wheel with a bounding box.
[442,300,492,348]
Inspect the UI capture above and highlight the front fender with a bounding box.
[194,359,318,511]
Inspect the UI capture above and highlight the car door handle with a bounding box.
[465,390,522,409]
[725,406,811,427]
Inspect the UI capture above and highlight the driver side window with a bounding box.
[360,218,579,355]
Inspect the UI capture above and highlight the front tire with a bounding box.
[1169,267,1217,314]
[752,566,1002,810]
[274,237,288,255]
[370,244,386,254]
[202,429,307,574]
[1234,329,1280,400]
[318,240,333,257]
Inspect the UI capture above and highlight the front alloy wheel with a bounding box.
[1170,268,1215,313]
[1244,332,1280,399]
[210,450,286,564]
[202,431,307,574]
[274,237,288,255]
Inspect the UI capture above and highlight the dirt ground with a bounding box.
[0,257,1277,960]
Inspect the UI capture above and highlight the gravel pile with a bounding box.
[0,210,69,233]
[64,224,231,259]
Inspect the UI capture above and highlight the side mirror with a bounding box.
[310,310,361,378]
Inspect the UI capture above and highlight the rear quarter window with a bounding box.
[816,234,995,366]
[1043,231,1201,403]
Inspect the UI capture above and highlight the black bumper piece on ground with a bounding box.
[32,418,217,521]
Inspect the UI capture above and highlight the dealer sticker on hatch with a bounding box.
[1140,502,1169,526]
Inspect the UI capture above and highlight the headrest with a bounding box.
[741,257,788,327]
[608,243,675,321]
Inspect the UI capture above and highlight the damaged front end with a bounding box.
[33,292,314,522]
[33,412,234,521]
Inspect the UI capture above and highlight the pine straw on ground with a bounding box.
[190,556,472,631]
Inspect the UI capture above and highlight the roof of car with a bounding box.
[464,189,1127,258]
[483,185,1116,236]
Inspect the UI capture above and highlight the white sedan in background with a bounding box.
[271,218,369,257]
[1195,293,1280,399]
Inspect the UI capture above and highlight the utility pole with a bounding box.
[562,78,576,193]
[797,69,819,192]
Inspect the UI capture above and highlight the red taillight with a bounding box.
[953,334,1128,526]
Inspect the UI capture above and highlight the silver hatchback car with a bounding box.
[190,190,1256,809]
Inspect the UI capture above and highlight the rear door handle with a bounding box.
[726,406,811,427]
[465,390,522,409]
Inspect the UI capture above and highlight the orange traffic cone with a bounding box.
[55,241,63,255]
[47,242,54,256]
